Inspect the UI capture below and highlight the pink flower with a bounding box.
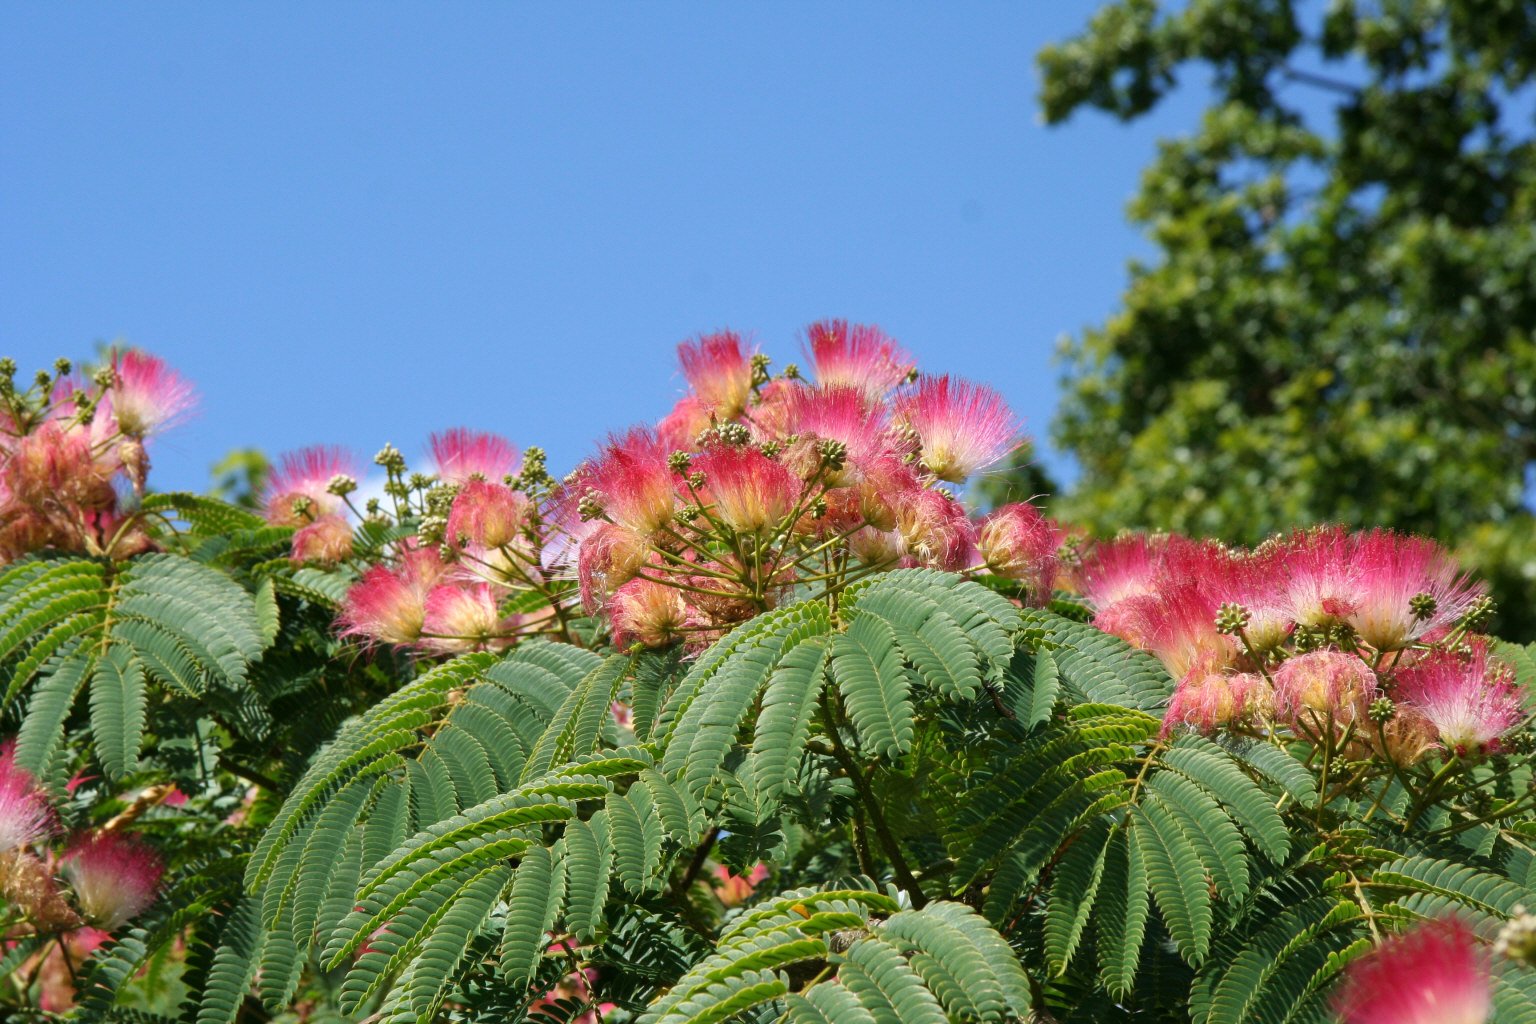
[1206,545,1295,652]
[420,583,513,654]
[803,320,914,398]
[657,394,715,451]
[776,386,901,481]
[1162,670,1269,736]
[691,445,802,538]
[1394,642,1526,757]
[977,502,1062,598]
[609,578,691,649]
[105,350,195,438]
[289,514,353,567]
[6,422,114,512]
[338,547,446,647]
[679,331,754,418]
[587,427,678,536]
[1075,534,1168,613]
[848,526,904,568]
[893,375,1020,483]
[1272,650,1378,728]
[61,833,164,931]
[1280,527,1361,628]
[447,479,530,551]
[429,428,520,485]
[1137,580,1236,680]
[1333,916,1490,1024]
[1346,531,1485,651]
[712,862,770,908]
[893,488,977,572]
[0,757,56,854]
[263,446,357,527]
[576,524,648,613]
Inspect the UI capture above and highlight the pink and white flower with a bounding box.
[0,757,56,854]
[1272,650,1378,728]
[586,427,678,536]
[1345,530,1485,651]
[977,502,1062,598]
[1394,642,1526,756]
[105,350,195,438]
[1162,670,1269,736]
[289,514,354,567]
[893,488,977,572]
[691,445,801,538]
[803,320,914,398]
[61,833,164,931]
[429,428,520,485]
[420,583,513,653]
[893,375,1020,483]
[679,331,754,419]
[1333,916,1490,1024]
[263,446,358,527]
[447,479,531,551]
[339,546,447,647]
[609,578,691,649]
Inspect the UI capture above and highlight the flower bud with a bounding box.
[447,480,530,551]
[290,514,354,567]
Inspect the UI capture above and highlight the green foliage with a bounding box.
[1034,0,1536,639]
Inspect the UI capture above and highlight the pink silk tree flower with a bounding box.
[1161,670,1270,737]
[263,446,358,527]
[1280,526,1363,628]
[977,502,1063,599]
[420,583,513,654]
[289,514,354,567]
[775,385,902,483]
[609,578,691,649]
[1333,916,1490,1024]
[803,319,914,399]
[1142,581,1237,681]
[0,758,56,854]
[447,479,531,551]
[1346,530,1485,651]
[657,394,716,452]
[712,862,770,908]
[893,487,978,572]
[892,374,1021,483]
[105,349,195,439]
[576,523,648,613]
[679,330,754,419]
[1272,650,1378,728]
[587,427,679,536]
[1074,534,1169,613]
[338,546,446,647]
[691,444,802,538]
[1394,642,1526,757]
[61,833,164,931]
[428,427,520,485]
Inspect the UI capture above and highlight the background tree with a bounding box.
[1034,0,1536,638]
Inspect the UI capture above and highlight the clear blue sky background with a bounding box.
[1,4,1212,496]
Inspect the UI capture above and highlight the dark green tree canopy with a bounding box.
[1039,0,1536,631]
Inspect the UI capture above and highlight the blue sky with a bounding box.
[0,4,1212,496]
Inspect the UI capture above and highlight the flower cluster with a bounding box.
[0,745,164,941]
[1073,528,1526,760]
[329,322,1062,654]
[0,352,194,563]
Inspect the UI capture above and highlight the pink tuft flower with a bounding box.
[848,526,904,568]
[447,479,530,551]
[1394,642,1526,757]
[609,578,691,649]
[1333,916,1490,1024]
[338,547,446,647]
[587,427,678,536]
[289,514,353,567]
[429,428,520,485]
[1162,670,1270,736]
[61,833,164,931]
[6,422,115,512]
[977,503,1062,598]
[263,446,358,527]
[893,375,1020,483]
[1075,535,1168,613]
[1280,527,1361,628]
[577,523,648,613]
[1345,531,1485,651]
[1272,650,1378,728]
[691,445,802,538]
[712,862,770,908]
[657,394,716,451]
[105,350,195,438]
[803,320,914,398]
[678,331,754,418]
[0,758,56,854]
[420,583,513,653]
[1140,581,1236,680]
[893,488,977,572]
[776,386,901,480]
[1206,545,1295,652]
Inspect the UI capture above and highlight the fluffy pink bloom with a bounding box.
[587,427,678,535]
[977,502,1062,597]
[712,862,770,908]
[679,331,754,418]
[1333,916,1490,1024]
[1280,527,1361,628]
[105,350,195,438]
[657,394,715,451]
[1394,642,1526,756]
[1075,535,1168,613]
[1206,545,1295,652]
[338,546,447,647]
[61,833,164,931]
[893,488,977,572]
[692,445,801,537]
[776,386,901,478]
[429,428,520,485]
[0,758,56,854]
[420,583,513,653]
[447,479,530,551]
[893,375,1020,483]
[803,320,914,398]
[848,526,904,568]
[609,578,691,649]
[1162,670,1269,736]
[6,422,114,511]
[577,523,648,613]
[289,514,353,567]
[1141,581,1237,680]
[1346,531,1485,651]
[263,446,357,527]
[1272,650,1378,727]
